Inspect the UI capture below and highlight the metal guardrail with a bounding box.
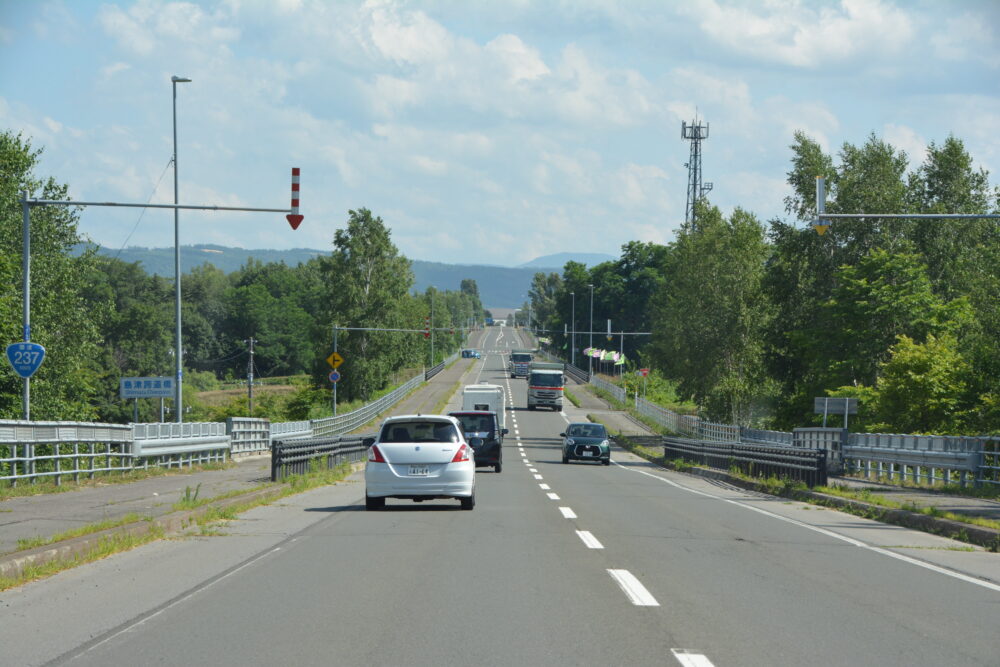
[309,372,425,438]
[271,419,312,441]
[0,420,133,486]
[226,417,270,455]
[590,375,627,403]
[564,363,589,384]
[0,420,230,485]
[844,432,989,487]
[271,433,372,481]
[659,435,828,487]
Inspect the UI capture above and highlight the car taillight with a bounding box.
[452,444,470,463]
[368,445,386,463]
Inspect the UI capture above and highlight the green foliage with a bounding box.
[0,131,104,420]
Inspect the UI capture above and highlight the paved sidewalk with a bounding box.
[0,334,485,557]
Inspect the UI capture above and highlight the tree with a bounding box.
[318,209,414,400]
[649,204,773,424]
[0,131,104,420]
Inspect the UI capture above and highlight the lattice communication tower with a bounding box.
[682,119,713,227]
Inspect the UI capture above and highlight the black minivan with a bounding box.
[448,410,508,473]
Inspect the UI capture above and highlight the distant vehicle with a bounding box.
[449,410,508,472]
[527,361,565,410]
[560,422,611,465]
[508,349,533,378]
[472,350,481,358]
[485,317,494,326]
[462,383,506,430]
[365,415,476,510]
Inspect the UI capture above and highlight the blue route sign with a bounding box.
[329,370,341,384]
[6,342,46,378]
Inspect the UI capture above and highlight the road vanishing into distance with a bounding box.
[3,326,999,666]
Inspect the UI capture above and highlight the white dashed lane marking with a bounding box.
[539,484,550,490]
[533,474,543,480]
[559,507,577,519]
[607,569,659,607]
[671,650,716,667]
[576,531,604,549]
[546,492,560,500]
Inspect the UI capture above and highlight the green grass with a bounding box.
[813,484,1000,533]
[1,525,167,591]
[0,462,232,502]
[563,389,581,408]
[0,458,359,591]
[14,513,152,552]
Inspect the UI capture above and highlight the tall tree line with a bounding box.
[0,131,487,422]
[530,132,999,435]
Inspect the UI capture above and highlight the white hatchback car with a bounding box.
[365,415,477,510]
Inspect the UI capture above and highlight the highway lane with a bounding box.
[2,325,998,666]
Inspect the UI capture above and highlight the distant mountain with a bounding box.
[74,243,544,309]
[520,252,615,269]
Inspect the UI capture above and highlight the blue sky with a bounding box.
[2,0,997,266]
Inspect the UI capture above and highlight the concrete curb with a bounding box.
[622,452,1000,551]
[0,461,368,582]
[0,485,285,581]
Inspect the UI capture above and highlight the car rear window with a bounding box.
[451,413,496,433]
[380,420,461,443]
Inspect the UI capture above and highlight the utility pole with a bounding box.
[245,337,256,416]
[332,325,338,416]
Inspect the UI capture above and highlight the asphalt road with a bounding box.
[3,327,999,666]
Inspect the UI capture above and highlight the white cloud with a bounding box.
[686,0,915,68]
[412,155,447,175]
[97,3,155,55]
[931,13,999,68]
[485,34,550,84]
[100,62,131,79]
[882,123,926,168]
[611,164,670,210]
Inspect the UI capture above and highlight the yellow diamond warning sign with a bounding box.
[326,352,344,369]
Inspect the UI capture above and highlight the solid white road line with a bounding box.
[611,461,1000,594]
[607,569,659,606]
[546,492,560,500]
[576,530,604,549]
[539,483,550,490]
[559,507,577,519]
[671,649,716,667]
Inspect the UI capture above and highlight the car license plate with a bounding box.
[582,450,593,457]
[408,465,430,476]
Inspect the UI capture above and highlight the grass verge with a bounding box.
[563,389,581,408]
[15,513,152,552]
[0,458,357,591]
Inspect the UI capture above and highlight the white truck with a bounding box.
[461,384,506,430]
[527,361,566,411]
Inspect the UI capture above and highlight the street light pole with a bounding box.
[171,75,191,423]
[570,291,576,367]
[588,284,593,377]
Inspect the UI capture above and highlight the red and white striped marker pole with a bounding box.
[286,167,303,230]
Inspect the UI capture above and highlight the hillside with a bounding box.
[74,243,559,309]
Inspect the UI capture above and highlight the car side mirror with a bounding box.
[469,437,484,447]
[559,432,566,437]
[362,437,375,448]
[502,428,509,435]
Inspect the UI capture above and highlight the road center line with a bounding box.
[546,492,560,500]
[576,530,604,549]
[533,474,543,479]
[607,569,659,606]
[559,506,577,519]
[539,483,550,490]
